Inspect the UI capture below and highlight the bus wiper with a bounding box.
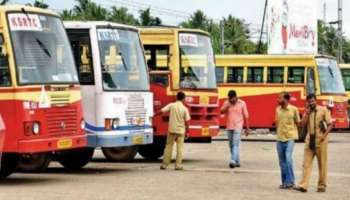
[118,51,128,71]
[35,38,51,58]
[328,66,334,78]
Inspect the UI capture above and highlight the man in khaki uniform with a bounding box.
[294,94,333,193]
[275,92,300,189]
[157,92,191,170]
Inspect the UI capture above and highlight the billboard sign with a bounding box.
[267,0,318,54]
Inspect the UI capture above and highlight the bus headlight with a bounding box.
[80,119,85,130]
[112,118,120,129]
[32,122,40,135]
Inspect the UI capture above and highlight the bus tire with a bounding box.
[0,153,20,178]
[102,146,138,162]
[17,153,51,172]
[57,148,94,170]
[138,138,166,160]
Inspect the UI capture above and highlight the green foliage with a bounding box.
[318,20,350,63]
[139,8,162,26]
[0,0,9,5]
[181,10,262,54]
[33,0,48,9]
[108,6,138,25]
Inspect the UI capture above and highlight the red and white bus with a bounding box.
[0,5,89,177]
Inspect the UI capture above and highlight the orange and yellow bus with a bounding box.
[0,5,89,177]
[215,54,349,133]
[139,27,220,159]
[340,63,350,122]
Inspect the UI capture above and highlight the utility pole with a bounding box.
[323,2,327,22]
[337,0,343,63]
[257,0,268,54]
[220,20,225,55]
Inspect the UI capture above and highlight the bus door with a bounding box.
[144,45,172,135]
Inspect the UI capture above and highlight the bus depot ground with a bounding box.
[0,131,349,200]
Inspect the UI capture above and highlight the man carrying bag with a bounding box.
[294,94,333,193]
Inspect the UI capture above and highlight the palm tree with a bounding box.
[0,0,9,5]
[139,8,161,26]
[34,0,48,9]
[109,6,138,25]
[72,0,108,20]
[223,15,252,54]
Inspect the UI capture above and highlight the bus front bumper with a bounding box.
[187,125,220,138]
[87,128,153,148]
[17,134,87,153]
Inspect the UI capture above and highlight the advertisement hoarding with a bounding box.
[267,0,318,54]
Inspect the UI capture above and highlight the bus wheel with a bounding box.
[0,153,20,178]
[102,146,138,162]
[17,153,51,172]
[57,148,94,170]
[138,138,166,160]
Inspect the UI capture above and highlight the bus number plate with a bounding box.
[57,139,73,149]
[202,127,210,136]
[132,136,144,145]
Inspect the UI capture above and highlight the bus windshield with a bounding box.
[9,13,78,84]
[97,28,148,91]
[179,33,216,89]
[316,58,345,94]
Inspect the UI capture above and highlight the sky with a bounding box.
[10,0,350,38]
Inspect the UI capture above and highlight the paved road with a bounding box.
[0,133,349,200]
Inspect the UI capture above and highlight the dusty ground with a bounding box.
[0,132,349,200]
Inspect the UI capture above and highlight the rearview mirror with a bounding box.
[0,34,7,56]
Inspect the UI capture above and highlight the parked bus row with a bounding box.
[0,5,220,178]
[0,4,348,179]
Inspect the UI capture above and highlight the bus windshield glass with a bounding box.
[97,28,149,91]
[9,13,78,84]
[179,33,216,89]
[316,58,345,94]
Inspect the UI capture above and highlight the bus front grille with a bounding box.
[50,94,70,105]
[45,108,77,135]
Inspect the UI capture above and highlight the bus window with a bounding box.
[150,72,169,86]
[67,29,94,85]
[288,67,305,83]
[215,67,224,84]
[247,67,263,83]
[307,68,316,95]
[267,67,284,83]
[341,69,350,91]
[0,34,10,86]
[227,67,243,83]
[144,45,169,70]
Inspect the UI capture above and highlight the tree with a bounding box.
[33,0,48,9]
[61,0,108,21]
[109,6,138,26]
[139,8,162,26]
[0,0,9,5]
[318,20,350,63]
[222,15,255,54]
[181,10,210,30]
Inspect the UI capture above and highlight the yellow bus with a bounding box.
[138,27,219,159]
[339,63,350,120]
[215,54,349,132]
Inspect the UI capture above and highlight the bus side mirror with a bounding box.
[0,34,7,56]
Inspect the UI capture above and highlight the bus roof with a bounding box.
[215,54,336,67]
[139,26,210,36]
[64,21,138,31]
[0,5,59,17]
